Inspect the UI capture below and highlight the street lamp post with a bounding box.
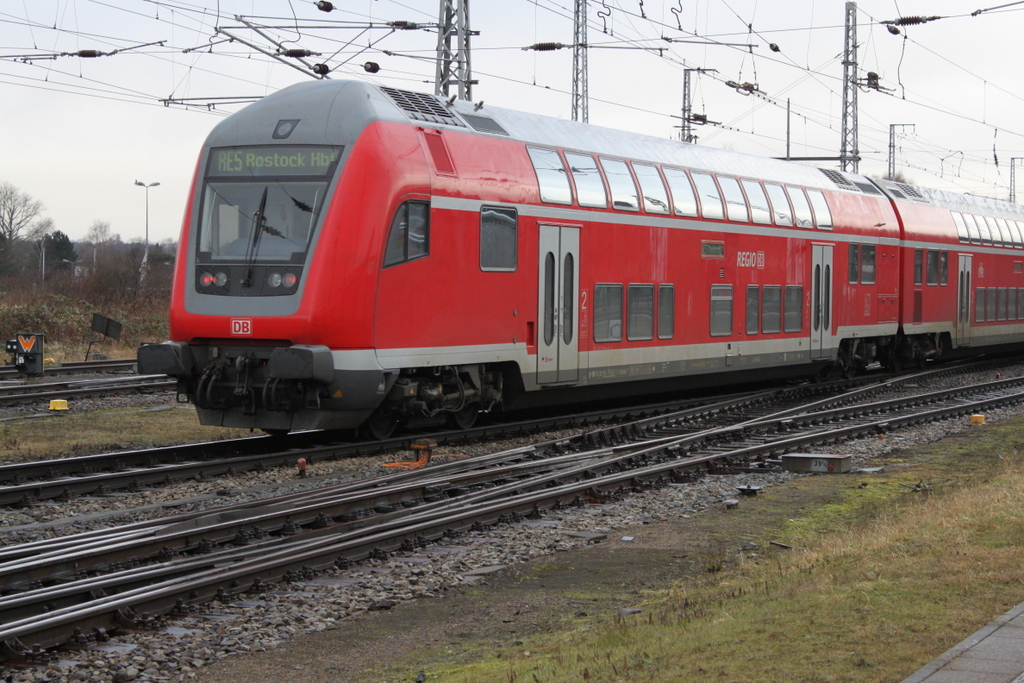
[133,180,160,254]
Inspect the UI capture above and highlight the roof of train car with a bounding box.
[208,79,1024,223]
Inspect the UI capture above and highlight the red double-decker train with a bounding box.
[138,79,1024,437]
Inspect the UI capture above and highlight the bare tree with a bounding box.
[0,182,44,242]
[86,220,115,244]
[0,182,47,275]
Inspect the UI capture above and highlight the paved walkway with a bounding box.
[902,600,1024,682]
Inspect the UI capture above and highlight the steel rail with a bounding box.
[0,359,136,380]
[0,375,175,406]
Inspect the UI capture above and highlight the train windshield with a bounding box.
[197,145,341,264]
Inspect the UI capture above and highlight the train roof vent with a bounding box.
[896,183,925,200]
[460,113,509,136]
[853,181,883,195]
[889,188,906,199]
[818,168,859,192]
[380,87,465,128]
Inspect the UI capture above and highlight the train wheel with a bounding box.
[446,404,479,430]
[362,411,399,440]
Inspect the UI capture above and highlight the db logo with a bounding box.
[231,319,253,336]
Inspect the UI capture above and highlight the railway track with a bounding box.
[0,375,175,408]
[0,375,864,506]
[1,360,1021,661]
[0,358,137,380]
[0,358,1003,506]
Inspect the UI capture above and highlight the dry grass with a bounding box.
[0,403,252,464]
[409,421,1024,683]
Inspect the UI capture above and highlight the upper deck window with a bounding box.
[787,186,814,228]
[962,213,982,244]
[663,168,699,217]
[764,183,794,226]
[564,152,607,208]
[527,147,573,205]
[952,212,970,243]
[718,176,749,223]
[1009,220,1024,248]
[996,218,1014,247]
[599,158,640,211]
[807,190,833,229]
[985,216,1003,246]
[742,180,772,225]
[632,164,670,214]
[691,172,725,220]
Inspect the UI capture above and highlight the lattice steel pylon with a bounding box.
[840,1,859,173]
[435,0,473,101]
[571,0,588,123]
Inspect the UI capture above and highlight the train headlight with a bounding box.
[215,272,228,287]
[267,272,283,288]
[199,272,216,287]
[283,273,298,288]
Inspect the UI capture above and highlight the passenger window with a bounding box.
[658,285,675,340]
[998,288,1008,321]
[940,251,948,286]
[952,212,970,243]
[692,172,725,220]
[480,206,517,272]
[594,284,623,342]
[764,183,793,226]
[985,216,1003,246]
[1011,288,1019,320]
[996,218,1014,247]
[742,181,772,225]
[1011,220,1024,248]
[1019,288,1024,319]
[784,286,803,332]
[627,285,655,340]
[914,249,923,286]
[710,284,733,336]
[977,215,993,245]
[975,287,986,322]
[717,176,749,223]
[383,200,429,267]
[599,158,640,211]
[746,285,759,334]
[662,167,699,217]
[848,244,859,284]
[633,164,670,214]
[807,189,833,229]
[527,147,572,205]
[564,152,607,208]
[926,250,939,285]
[787,187,814,228]
[963,214,982,244]
[987,287,997,321]
[762,286,782,334]
[860,244,876,285]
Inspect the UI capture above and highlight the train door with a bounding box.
[957,254,973,346]
[537,225,580,384]
[810,244,834,359]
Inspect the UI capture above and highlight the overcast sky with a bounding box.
[2,0,1022,245]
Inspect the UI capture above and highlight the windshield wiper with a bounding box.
[241,186,269,288]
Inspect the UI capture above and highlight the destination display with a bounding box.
[207,145,342,178]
